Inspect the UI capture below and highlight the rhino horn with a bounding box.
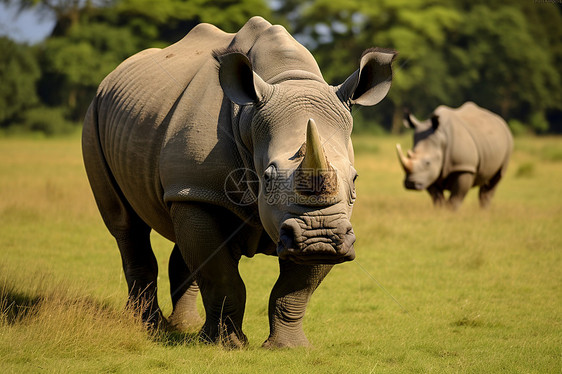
[301,118,330,171]
[396,144,413,173]
[296,119,337,197]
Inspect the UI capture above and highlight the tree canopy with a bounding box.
[1,0,560,134]
[0,37,39,125]
[275,0,562,132]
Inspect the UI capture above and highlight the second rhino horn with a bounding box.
[396,143,413,173]
[300,118,330,171]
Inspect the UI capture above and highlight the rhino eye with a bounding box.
[349,172,358,203]
[263,164,277,190]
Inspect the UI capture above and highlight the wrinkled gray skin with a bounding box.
[82,17,396,348]
[396,102,513,210]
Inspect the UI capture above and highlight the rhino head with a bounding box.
[396,111,445,190]
[218,48,396,265]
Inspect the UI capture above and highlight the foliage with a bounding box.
[274,0,562,133]
[449,4,561,127]
[114,0,271,39]
[19,106,76,135]
[508,119,529,137]
[0,0,561,134]
[274,0,468,131]
[36,20,141,120]
[1,0,271,127]
[0,37,40,126]
[514,161,534,178]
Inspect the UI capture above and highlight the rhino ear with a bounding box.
[431,114,440,131]
[404,111,424,129]
[337,48,397,107]
[217,52,272,105]
[403,110,415,129]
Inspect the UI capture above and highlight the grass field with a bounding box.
[0,132,560,373]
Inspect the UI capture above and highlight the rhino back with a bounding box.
[93,23,237,240]
[443,102,513,184]
[90,17,326,240]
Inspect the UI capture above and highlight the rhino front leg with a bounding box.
[263,260,333,348]
[427,185,445,207]
[170,203,247,348]
[168,244,203,332]
[448,172,475,210]
[479,171,503,209]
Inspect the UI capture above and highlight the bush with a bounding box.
[508,119,531,137]
[529,112,549,134]
[0,37,40,126]
[351,111,388,135]
[540,146,562,162]
[515,162,535,178]
[20,107,77,136]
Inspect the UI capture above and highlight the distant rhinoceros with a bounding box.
[82,16,396,348]
[396,102,513,209]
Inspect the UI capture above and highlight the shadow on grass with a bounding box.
[152,328,200,347]
[0,287,43,325]
[0,273,203,349]
[0,276,118,326]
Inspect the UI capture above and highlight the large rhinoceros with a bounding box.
[82,16,396,348]
[396,102,513,209]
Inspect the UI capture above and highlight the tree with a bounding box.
[114,0,271,41]
[0,37,40,126]
[4,0,561,132]
[36,20,140,120]
[448,4,561,131]
[275,0,464,133]
[1,0,112,36]
[6,0,271,121]
[275,0,562,132]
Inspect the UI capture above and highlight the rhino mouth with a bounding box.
[275,216,356,265]
[404,180,425,190]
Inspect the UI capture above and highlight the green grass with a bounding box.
[1,133,561,373]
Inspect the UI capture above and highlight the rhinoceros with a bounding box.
[82,16,396,348]
[396,102,513,209]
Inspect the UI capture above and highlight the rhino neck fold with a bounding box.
[439,120,477,179]
[231,103,256,174]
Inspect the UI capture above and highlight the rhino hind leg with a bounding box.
[82,109,164,328]
[479,170,503,209]
[168,244,203,332]
[115,223,165,328]
[170,203,248,348]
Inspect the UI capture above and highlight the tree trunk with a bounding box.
[391,104,404,134]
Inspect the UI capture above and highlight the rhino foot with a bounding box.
[262,330,311,349]
[199,321,248,349]
[168,310,203,332]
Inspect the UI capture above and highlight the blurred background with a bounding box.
[1,0,561,136]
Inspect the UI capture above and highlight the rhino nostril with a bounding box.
[279,225,296,250]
